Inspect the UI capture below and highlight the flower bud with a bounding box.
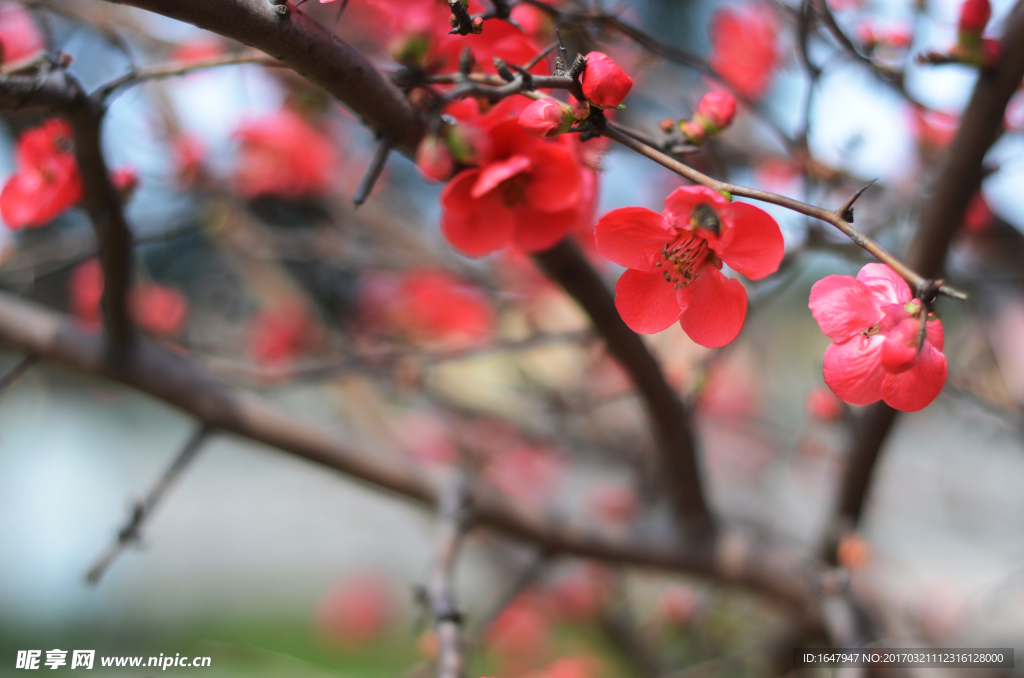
[570,98,590,121]
[958,0,990,35]
[518,98,575,138]
[694,91,736,132]
[416,135,454,182]
[581,52,633,109]
[678,120,706,145]
[444,124,491,165]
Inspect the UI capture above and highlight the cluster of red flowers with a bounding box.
[0,119,83,230]
[69,259,188,339]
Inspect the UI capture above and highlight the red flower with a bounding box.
[0,3,44,68]
[1,119,83,230]
[958,0,991,35]
[232,109,337,199]
[172,134,205,188]
[680,91,737,144]
[441,119,588,255]
[248,303,315,367]
[657,584,701,626]
[963,192,993,233]
[595,186,784,348]
[709,4,779,100]
[484,444,562,502]
[360,270,493,345]
[518,98,575,139]
[132,284,188,338]
[316,574,393,647]
[111,167,139,202]
[581,52,633,109]
[809,263,947,412]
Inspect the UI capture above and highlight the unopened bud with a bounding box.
[580,52,633,109]
[518,98,575,138]
[416,135,454,182]
[444,124,491,165]
[571,99,590,121]
[659,118,675,133]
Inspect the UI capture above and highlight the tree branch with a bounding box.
[533,240,713,534]
[102,0,422,154]
[426,471,471,678]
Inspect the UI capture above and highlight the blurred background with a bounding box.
[1,0,1023,675]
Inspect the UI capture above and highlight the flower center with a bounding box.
[861,300,924,338]
[500,173,531,208]
[655,231,715,288]
[689,203,721,235]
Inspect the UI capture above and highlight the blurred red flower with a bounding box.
[1,119,83,230]
[806,385,845,421]
[809,263,946,412]
[248,303,315,368]
[595,185,784,347]
[656,583,701,626]
[316,573,393,647]
[709,3,779,99]
[232,109,337,199]
[69,258,188,338]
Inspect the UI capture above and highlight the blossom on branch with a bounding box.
[1,119,83,230]
[595,186,784,348]
[679,91,737,145]
[518,98,576,138]
[581,52,633,109]
[0,3,44,68]
[709,3,779,100]
[232,109,337,200]
[809,263,947,412]
[441,119,591,255]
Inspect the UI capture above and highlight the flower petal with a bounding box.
[524,145,581,213]
[822,334,886,406]
[662,185,729,229]
[441,171,515,256]
[714,201,784,280]
[595,207,674,271]
[614,268,683,334]
[808,275,882,343]
[679,265,747,348]
[512,203,575,253]
[880,342,947,412]
[472,154,531,199]
[857,263,911,305]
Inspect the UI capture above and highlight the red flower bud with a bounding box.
[111,167,139,202]
[416,135,454,182]
[581,52,633,109]
[694,91,736,131]
[518,98,575,138]
[571,98,590,121]
[958,0,990,35]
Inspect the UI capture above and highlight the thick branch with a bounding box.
[103,0,422,154]
[533,240,713,533]
[0,288,817,609]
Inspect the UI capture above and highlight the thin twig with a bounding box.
[0,355,38,399]
[426,471,472,678]
[97,52,282,101]
[85,424,212,584]
[353,136,394,206]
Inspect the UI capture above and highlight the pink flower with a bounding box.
[1,119,83,230]
[487,595,550,671]
[172,134,205,188]
[709,4,779,99]
[518,98,575,139]
[595,185,784,348]
[809,263,947,412]
[545,565,612,621]
[248,303,315,368]
[681,91,737,144]
[581,52,633,109]
[0,3,44,68]
[69,259,104,330]
[657,584,701,626]
[963,192,993,233]
[111,167,139,202]
[232,109,337,199]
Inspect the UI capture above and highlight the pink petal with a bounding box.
[472,155,531,199]
[809,275,882,343]
[823,334,886,406]
[679,265,747,348]
[857,263,911,305]
[524,145,581,213]
[881,342,947,412]
[614,268,683,334]
[441,174,516,256]
[595,207,673,271]
[926,317,944,351]
[715,202,784,280]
